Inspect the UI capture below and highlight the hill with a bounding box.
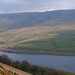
[0,62,31,75]
[0,9,75,31]
[0,26,75,55]
[0,9,75,55]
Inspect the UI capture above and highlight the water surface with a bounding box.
[0,50,75,72]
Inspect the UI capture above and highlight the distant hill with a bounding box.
[0,9,75,31]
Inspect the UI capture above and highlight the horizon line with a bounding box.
[0,9,75,15]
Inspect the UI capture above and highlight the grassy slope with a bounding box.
[0,26,75,55]
[0,62,32,75]
[0,65,18,75]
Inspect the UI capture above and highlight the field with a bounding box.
[0,26,75,55]
[8,37,75,55]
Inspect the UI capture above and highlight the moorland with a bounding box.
[0,9,75,55]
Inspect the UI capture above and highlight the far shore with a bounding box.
[0,49,75,56]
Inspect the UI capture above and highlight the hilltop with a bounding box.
[0,9,75,31]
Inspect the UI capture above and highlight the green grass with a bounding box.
[14,37,75,50]
[7,36,75,56]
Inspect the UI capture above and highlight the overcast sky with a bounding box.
[0,0,75,14]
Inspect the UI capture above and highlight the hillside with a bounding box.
[0,9,75,55]
[0,9,75,31]
[0,26,75,55]
[0,63,31,75]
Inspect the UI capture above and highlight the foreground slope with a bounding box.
[0,62,32,75]
[0,62,75,75]
[0,66,17,75]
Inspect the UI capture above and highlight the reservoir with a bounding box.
[0,50,75,72]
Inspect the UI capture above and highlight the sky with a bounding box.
[0,0,75,14]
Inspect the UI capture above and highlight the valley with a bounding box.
[0,0,75,75]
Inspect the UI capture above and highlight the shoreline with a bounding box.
[0,50,75,73]
[0,49,75,56]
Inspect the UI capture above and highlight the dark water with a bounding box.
[0,50,75,72]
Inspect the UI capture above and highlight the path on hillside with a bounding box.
[0,62,32,75]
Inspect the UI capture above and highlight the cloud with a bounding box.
[0,0,75,14]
